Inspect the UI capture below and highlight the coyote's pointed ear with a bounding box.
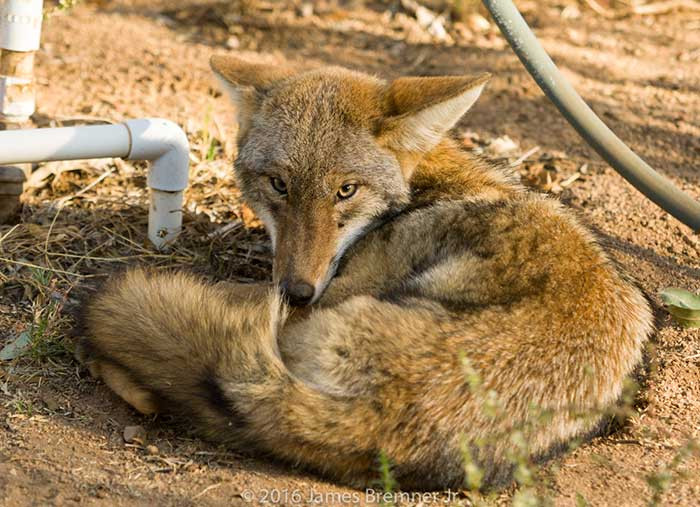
[380,73,490,173]
[210,55,297,137]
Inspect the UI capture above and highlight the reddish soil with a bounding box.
[1,1,699,506]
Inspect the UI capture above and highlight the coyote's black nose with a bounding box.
[280,279,315,306]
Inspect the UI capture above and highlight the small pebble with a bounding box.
[487,135,519,157]
[146,444,160,455]
[467,13,490,33]
[123,425,147,445]
[299,3,313,17]
[41,393,60,412]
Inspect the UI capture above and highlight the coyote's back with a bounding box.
[77,56,653,490]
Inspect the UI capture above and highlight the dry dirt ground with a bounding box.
[1,0,700,505]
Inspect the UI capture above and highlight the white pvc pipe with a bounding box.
[0,0,43,121]
[0,118,190,249]
[125,118,190,247]
[0,0,43,52]
[0,123,131,162]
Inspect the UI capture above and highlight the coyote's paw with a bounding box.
[75,341,159,415]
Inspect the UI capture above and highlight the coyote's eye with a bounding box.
[270,177,288,195]
[337,183,358,200]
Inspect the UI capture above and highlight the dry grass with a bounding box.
[0,123,272,388]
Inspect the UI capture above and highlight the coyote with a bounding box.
[77,55,653,490]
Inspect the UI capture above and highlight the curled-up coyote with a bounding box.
[77,55,653,490]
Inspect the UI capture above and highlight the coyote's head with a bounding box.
[211,55,489,306]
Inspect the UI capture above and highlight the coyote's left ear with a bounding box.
[210,54,298,137]
[380,73,490,159]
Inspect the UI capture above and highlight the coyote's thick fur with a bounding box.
[77,55,653,490]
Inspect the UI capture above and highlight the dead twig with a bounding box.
[583,0,617,18]
[56,168,115,207]
[0,257,86,278]
[510,146,541,168]
[192,483,223,500]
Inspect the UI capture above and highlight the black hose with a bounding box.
[482,0,700,231]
